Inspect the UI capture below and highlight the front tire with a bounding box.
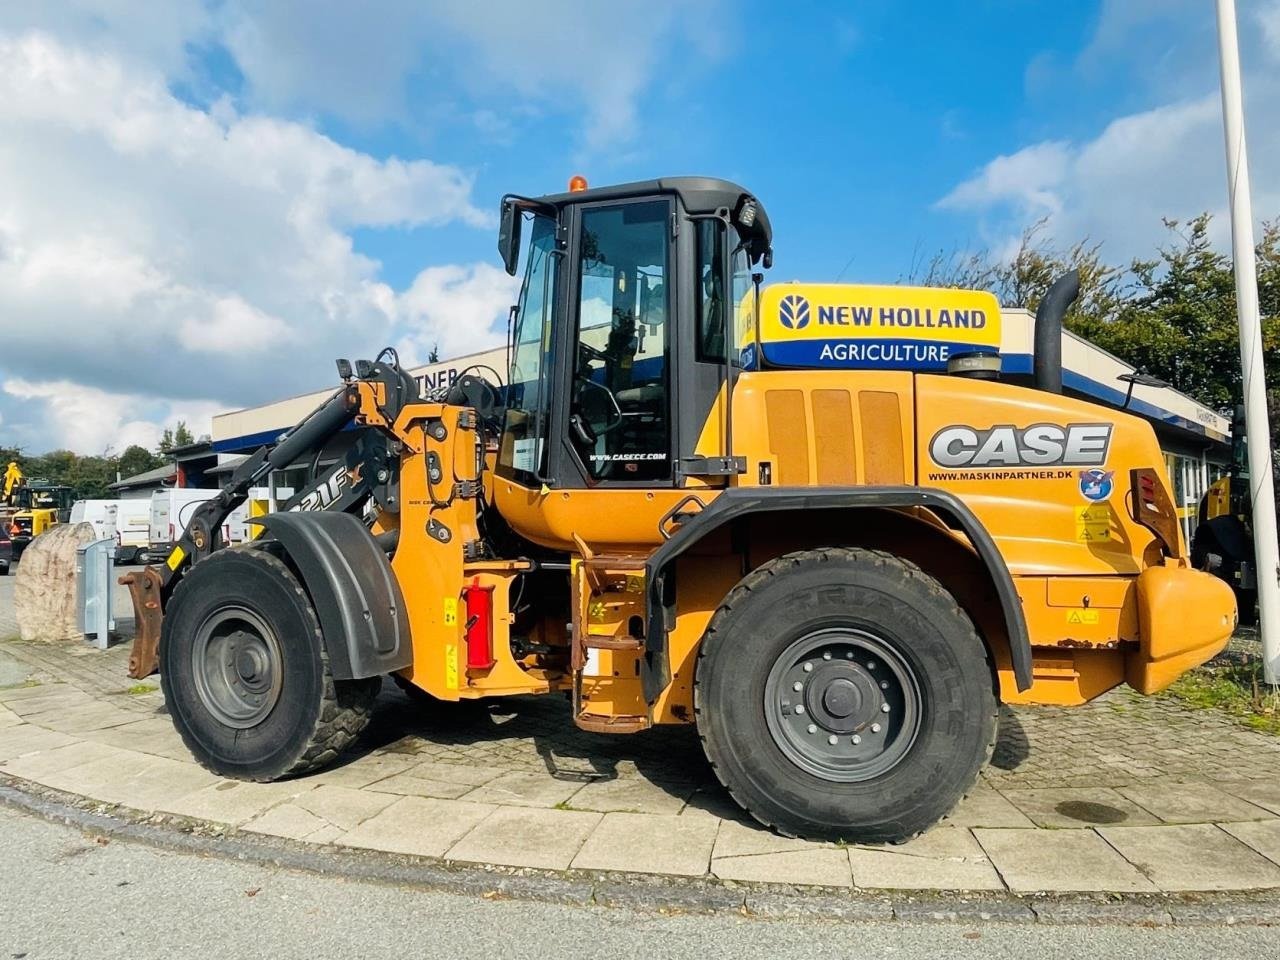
[695,547,996,843]
[160,548,379,780]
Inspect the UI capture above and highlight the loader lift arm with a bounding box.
[122,353,418,679]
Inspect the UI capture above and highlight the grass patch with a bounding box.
[1163,658,1280,735]
[125,683,157,696]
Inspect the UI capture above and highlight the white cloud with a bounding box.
[959,0,1280,267]
[1261,1,1280,60]
[2,378,223,456]
[0,0,212,78]
[0,30,504,454]
[16,1,720,151]
[395,263,519,366]
[938,141,1072,222]
[937,88,1279,264]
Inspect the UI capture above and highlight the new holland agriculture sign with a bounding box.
[750,283,1002,372]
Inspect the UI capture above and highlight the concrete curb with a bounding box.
[4,775,1278,926]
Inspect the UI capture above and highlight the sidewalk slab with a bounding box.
[84,718,190,762]
[1100,823,1280,891]
[29,703,141,734]
[1,740,129,781]
[713,847,854,887]
[39,751,220,808]
[1216,779,1280,817]
[0,725,78,762]
[243,802,335,841]
[461,770,584,809]
[310,752,421,789]
[848,827,1004,891]
[0,681,73,703]
[567,777,694,815]
[361,759,502,800]
[1000,787,1162,828]
[1118,781,1273,824]
[5,693,97,720]
[159,779,315,826]
[571,812,718,876]
[975,828,1157,893]
[943,785,1035,829]
[711,816,819,858]
[338,796,496,858]
[1220,820,1280,868]
[289,784,397,832]
[446,806,601,870]
[710,815,891,888]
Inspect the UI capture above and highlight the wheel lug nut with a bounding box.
[880,680,889,690]
[795,705,805,715]
[822,651,832,661]
[807,723,817,734]
[803,662,813,673]
[871,722,882,733]
[845,651,853,659]
[792,681,802,692]
[851,735,861,744]
[867,661,877,670]
[881,703,890,713]
[827,734,838,745]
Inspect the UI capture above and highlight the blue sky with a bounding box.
[1,1,1279,453]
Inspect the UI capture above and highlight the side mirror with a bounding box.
[498,200,521,276]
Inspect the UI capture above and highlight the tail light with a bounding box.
[1129,468,1183,559]
[462,579,496,670]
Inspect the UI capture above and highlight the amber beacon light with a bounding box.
[568,174,589,192]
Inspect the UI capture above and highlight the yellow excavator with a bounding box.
[5,463,76,561]
[124,176,1235,842]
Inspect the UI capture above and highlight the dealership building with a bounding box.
[210,314,1231,543]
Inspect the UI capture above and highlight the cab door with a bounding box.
[550,196,677,488]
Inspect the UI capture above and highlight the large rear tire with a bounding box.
[695,547,996,843]
[160,548,380,781]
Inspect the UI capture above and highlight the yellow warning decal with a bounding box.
[1066,608,1101,625]
[444,642,459,690]
[1074,505,1111,542]
[443,597,458,626]
[166,546,186,571]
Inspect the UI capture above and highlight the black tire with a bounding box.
[160,548,380,780]
[695,547,996,843]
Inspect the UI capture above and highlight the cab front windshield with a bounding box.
[499,213,558,482]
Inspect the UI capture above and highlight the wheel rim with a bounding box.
[191,606,284,729]
[763,627,923,782]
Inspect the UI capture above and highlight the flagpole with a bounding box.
[1215,0,1279,683]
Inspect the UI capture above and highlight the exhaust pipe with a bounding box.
[1033,270,1081,394]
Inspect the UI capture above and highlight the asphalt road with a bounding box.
[2,805,1277,960]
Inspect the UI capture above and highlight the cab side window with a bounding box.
[697,219,727,361]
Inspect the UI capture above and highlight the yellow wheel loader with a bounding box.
[7,477,75,561]
[125,177,1235,842]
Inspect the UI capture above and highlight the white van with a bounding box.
[113,498,151,563]
[70,500,118,541]
[149,489,218,557]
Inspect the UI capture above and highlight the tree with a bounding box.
[156,420,195,456]
[118,444,161,481]
[1068,215,1280,412]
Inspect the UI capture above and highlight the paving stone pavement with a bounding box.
[2,633,1279,896]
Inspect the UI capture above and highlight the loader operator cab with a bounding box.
[497,177,771,489]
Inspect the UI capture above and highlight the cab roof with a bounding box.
[537,176,772,259]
